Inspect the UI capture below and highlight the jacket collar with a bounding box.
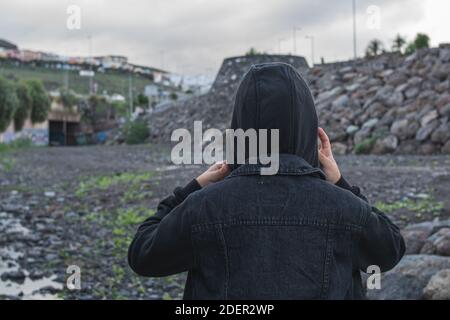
[227,154,326,179]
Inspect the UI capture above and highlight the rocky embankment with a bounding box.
[146,55,308,140]
[145,45,450,155]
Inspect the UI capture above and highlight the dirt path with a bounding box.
[1,145,449,299]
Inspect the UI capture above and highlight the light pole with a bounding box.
[87,35,93,94]
[278,38,287,54]
[305,35,315,66]
[352,0,357,59]
[293,26,302,55]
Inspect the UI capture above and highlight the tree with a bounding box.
[404,33,431,55]
[26,79,51,124]
[392,34,407,53]
[0,76,19,132]
[405,42,416,55]
[14,81,32,131]
[246,47,260,56]
[136,93,149,106]
[414,33,430,49]
[365,39,384,57]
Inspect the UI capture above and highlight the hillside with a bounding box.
[0,62,154,97]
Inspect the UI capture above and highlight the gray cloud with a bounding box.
[0,0,441,75]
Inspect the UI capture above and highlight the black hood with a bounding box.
[230,62,319,167]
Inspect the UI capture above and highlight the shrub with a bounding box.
[354,137,377,154]
[169,92,178,101]
[112,101,128,117]
[0,76,19,132]
[60,89,79,108]
[122,120,149,145]
[26,79,51,124]
[14,81,32,131]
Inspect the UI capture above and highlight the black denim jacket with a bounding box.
[128,154,405,299]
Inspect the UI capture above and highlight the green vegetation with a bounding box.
[26,79,51,123]
[0,155,16,172]
[366,33,431,57]
[354,137,377,154]
[75,171,153,197]
[391,34,407,54]
[0,137,32,152]
[59,89,79,108]
[405,33,430,55]
[375,196,444,216]
[0,76,19,131]
[72,171,157,298]
[0,63,153,97]
[246,47,263,56]
[122,119,149,145]
[13,81,32,131]
[365,39,384,57]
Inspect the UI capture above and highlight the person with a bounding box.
[128,62,405,299]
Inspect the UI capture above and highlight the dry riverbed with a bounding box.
[1,145,449,299]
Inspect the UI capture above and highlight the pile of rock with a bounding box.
[307,44,450,155]
[366,218,450,300]
[144,55,308,142]
[144,46,450,155]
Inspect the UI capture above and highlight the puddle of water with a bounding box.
[0,214,63,300]
[0,274,63,300]
[0,212,30,235]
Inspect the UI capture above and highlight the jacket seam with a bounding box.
[191,219,363,232]
[218,224,229,299]
[320,224,332,299]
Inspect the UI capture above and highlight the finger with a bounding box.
[318,150,331,165]
[318,127,332,155]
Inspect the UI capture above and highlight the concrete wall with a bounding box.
[0,119,49,146]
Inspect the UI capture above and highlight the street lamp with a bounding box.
[278,38,287,54]
[305,35,315,66]
[352,0,357,59]
[293,26,302,55]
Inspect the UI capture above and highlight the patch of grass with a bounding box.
[0,137,33,153]
[354,137,377,154]
[375,196,444,215]
[75,171,154,197]
[122,120,150,145]
[0,156,16,172]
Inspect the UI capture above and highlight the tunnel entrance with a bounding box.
[49,121,79,146]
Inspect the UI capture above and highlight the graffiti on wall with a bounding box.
[2,128,49,146]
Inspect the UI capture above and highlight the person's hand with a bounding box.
[318,127,341,184]
[196,161,230,187]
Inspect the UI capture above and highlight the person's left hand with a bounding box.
[196,161,230,187]
[318,127,341,184]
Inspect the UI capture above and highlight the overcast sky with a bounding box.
[1,0,449,76]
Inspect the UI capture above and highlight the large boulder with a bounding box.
[420,228,450,256]
[423,269,450,300]
[366,255,450,300]
[372,135,398,154]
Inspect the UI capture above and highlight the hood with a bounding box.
[230,62,319,167]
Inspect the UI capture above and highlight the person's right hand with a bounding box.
[318,127,341,184]
[196,161,230,187]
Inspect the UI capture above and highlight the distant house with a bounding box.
[0,39,18,51]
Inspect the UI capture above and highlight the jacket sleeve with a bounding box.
[335,176,405,272]
[128,179,202,277]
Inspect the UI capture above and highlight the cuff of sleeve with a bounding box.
[335,176,352,191]
[177,179,202,199]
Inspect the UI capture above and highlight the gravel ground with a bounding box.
[1,145,449,299]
